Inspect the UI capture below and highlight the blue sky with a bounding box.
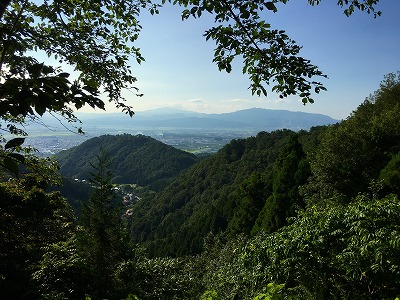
[105,1,400,120]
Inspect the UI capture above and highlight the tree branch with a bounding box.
[221,2,264,54]
[0,0,29,71]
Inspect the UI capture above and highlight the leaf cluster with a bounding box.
[167,0,328,103]
[200,193,400,299]
[0,176,74,299]
[0,0,152,122]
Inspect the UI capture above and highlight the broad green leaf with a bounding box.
[35,104,46,116]
[8,153,25,163]
[265,2,277,12]
[4,138,25,149]
[58,72,70,78]
[3,156,19,176]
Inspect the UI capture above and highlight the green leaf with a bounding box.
[240,9,250,19]
[3,156,19,176]
[27,63,44,77]
[85,78,99,89]
[5,138,25,149]
[58,72,70,78]
[35,104,46,116]
[8,153,25,163]
[265,2,277,12]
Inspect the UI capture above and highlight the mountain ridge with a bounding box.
[76,107,338,131]
[24,107,338,133]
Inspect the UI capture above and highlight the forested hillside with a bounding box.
[55,134,200,191]
[128,128,322,256]
[303,76,400,202]
[128,73,400,259]
[2,0,400,298]
[3,75,400,299]
[124,73,400,298]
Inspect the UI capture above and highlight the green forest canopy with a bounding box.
[3,0,400,299]
[2,74,400,299]
[56,74,400,298]
[126,73,400,299]
[127,73,400,258]
[0,0,384,188]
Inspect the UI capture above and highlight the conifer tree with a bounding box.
[77,151,129,299]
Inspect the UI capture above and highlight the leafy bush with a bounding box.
[200,193,400,299]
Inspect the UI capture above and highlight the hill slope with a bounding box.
[128,75,400,259]
[128,128,325,257]
[55,134,200,190]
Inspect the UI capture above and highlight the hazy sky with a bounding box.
[100,1,400,120]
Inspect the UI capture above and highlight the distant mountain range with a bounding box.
[25,108,338,134]
[74,108,338,132]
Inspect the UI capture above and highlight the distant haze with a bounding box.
[20,107,339,134]
[19,107,338,155]
[74,107,338,132]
